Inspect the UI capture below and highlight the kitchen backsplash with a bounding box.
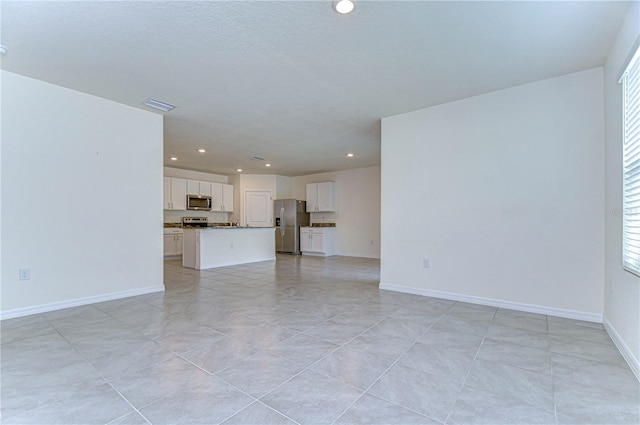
[166,210,332,225]
[310,212,338,225]
[164,210,230,223]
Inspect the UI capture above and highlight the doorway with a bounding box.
[244,190,272,227]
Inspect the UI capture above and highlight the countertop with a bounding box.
[164,223,283,229]
[164,223,245,228]
[184,226,275,230]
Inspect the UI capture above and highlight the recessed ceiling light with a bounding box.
[333,0,355,14]
[236,168,243,172]
[265,163,271,167]
[0,45,7,55]
[170,157,178,161]
[143,98,176,112]
[198,149,206,153]
[347,153,354,157]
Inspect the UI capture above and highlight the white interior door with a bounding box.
[245,190,272,227]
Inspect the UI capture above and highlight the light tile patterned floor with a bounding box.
[1,255,638,424]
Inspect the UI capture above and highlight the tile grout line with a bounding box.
[215,399,302,425]
[247,311,389,412]
[439,306,499,424]
[8,324,150,424]
[329,320,445,425]
[104,382,153,425]
[192,275,438,423]
[550,350,560,425]
[448,320,559,422]
[441,332,488,425]
[134,343,267,423]
[216,301,392,423]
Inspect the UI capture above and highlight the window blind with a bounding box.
[622,45,640,277]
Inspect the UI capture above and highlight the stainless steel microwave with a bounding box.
[187,195,212,211]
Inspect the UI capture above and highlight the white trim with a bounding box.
[379,282,603,323]
[0,285,165,321]
[603,317,640,382]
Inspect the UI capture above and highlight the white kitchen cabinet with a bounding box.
[163,228,183,256]
[176,233,183,255]
[306,182,335,212]
[187,180,199,195]
[300,227,335,256]
[187,180,213,197]
[163,177,187,210]
[223,184,234,211]
[300,228,311,252]
[211,184,223,211]
[211,183,234,212]
[199,182,212,197]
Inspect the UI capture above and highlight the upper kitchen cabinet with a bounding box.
[306,182,335,212]
[211,183,234,212]
[164,177,187,210]
[199,182,212,197]
[187,180,212,197]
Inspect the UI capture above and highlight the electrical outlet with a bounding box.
[230,243,234,250]
[422,258,430,268]
[19,268,30,281]
[371,239,374,245]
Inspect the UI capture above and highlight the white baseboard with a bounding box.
[0,285,165,321]
[603,317,640,381]
[378,282,603,323]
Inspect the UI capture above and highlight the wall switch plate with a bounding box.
[19,268,31,280]
[423,258,430,268]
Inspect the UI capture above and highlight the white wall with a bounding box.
[381,69,605,319]
[1,71,3,303]
[163,167,231,223]
[228,174,240,223]
[604,1,640,377]
[291,166,381,259]
[275,175,292,199]
[163,166,228,183]
[1,71,164,318]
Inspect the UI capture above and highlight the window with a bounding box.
[621,44,640,276]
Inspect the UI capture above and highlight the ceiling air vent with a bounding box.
[251,156,264,161]
[143,98,176,112]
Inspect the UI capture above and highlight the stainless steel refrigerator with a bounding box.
[274,199,310,254]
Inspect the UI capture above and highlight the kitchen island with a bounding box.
[182,227,275,270]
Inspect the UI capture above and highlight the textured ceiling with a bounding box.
[1,1,630,176]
